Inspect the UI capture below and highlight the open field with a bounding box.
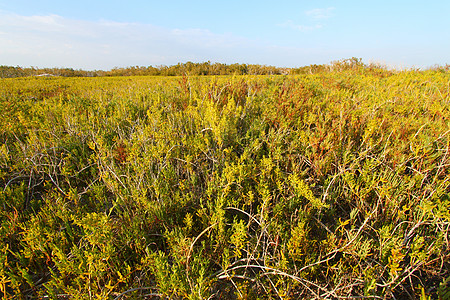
[1,67,449,299]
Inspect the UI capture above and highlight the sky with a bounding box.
[0,0,449,70]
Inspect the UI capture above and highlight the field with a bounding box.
[1,66,449,299]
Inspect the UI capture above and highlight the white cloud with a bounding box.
[277,7,334,33]
[305,7,335,20]
[278,20,323,32]
[20,14,66,29]
[0,11,264,69]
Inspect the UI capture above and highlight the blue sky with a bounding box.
[0,0,449,70]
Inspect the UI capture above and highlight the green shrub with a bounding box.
[0,70,449,299]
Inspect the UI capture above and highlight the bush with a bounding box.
[0,70,449,299]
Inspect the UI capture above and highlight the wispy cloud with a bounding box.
[278,20,323,32]
[305,7,335,20]
[0,11,262,69]
[277,7,334,33]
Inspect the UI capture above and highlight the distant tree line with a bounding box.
[0,62,288,78]
[0,66,97,78]
[1,58,447,78]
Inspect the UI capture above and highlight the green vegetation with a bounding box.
[3,58,448,78]
[0,64,449,299]
[0,61,284,78]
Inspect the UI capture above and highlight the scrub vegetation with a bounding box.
[1,60,449,299]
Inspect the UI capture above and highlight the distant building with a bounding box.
[34,73,57,77]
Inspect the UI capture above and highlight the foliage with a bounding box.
[0,67,449,299]
[1,58,403,78]
[0,62,285,78]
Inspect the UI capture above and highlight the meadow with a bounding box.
[0,64,449,299]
